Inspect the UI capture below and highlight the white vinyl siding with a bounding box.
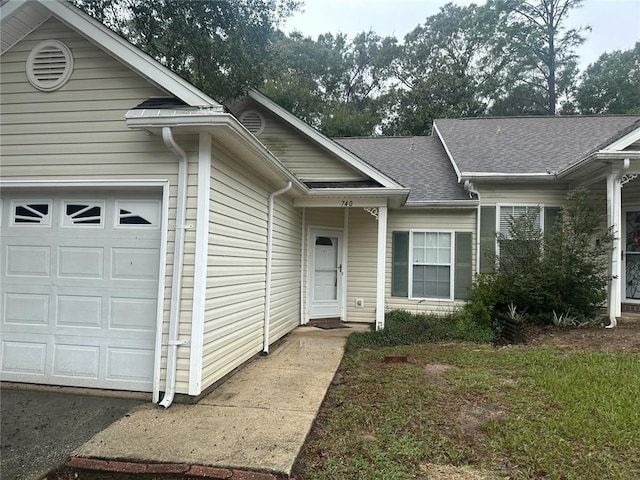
[410,231,453,300]
[0,18,200,395]
[345,208,377,323]
[237,103,368,181]
[479,183,568,205]
[200,144,301,391]
[386,209,476,314]
[269,197,302,342]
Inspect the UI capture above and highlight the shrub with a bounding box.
[468,187,613,325]
[347,309,493,348]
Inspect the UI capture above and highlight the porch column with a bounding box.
[607,172,622,327]
[376,205,388,330]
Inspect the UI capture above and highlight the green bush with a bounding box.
[469,187,613,325]
[347,309,493,348]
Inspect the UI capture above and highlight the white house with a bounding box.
[1,0,639,404]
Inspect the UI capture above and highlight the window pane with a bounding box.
[414,232,425,247]
[425,247,437,263]
[413,247,425,263]
[425,233,437,248]
[412,265,450,298]
[437,247,451,264]
[439,233,451,248]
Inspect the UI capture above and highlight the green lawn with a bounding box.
[294,342,640,480]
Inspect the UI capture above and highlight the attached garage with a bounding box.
[0,189,163,392]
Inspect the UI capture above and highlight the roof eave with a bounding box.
[305,187,410,197]
[247,90,405,189]
[558,151,640,179]
[125,110,307,192]
[460,172,558,182]
[403,200,479,208]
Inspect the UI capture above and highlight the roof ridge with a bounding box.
[438,114,640,121]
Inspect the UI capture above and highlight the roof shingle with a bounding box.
[435,116,640,175]
[333,136,471,204]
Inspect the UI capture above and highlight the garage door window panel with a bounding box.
[11,201,51,226]
[116,200,160,228]
[63,202,104,227]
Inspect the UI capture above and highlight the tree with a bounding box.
[575,43,640,114]
[385,2,509,135]
[488,0,588,115]
[71,0,301,100]
[263,30,400,136]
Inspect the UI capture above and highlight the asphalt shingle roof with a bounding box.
[435,116,640,175]
[333,136,471,204]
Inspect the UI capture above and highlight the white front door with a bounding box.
[309,229,343,319]
[624,208,640,301]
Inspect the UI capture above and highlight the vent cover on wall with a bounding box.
[239,110,265,136]
[26,40,74,92]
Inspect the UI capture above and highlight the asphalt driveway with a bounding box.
[0,386,145,480]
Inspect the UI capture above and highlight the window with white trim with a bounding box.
[409,231,453,300]
[499,205,541,238]
[498,205,543,270]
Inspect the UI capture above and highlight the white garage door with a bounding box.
[0,190,162,392]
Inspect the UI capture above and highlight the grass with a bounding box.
[294,342,640,479]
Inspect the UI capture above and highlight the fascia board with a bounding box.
[605,126,640,151]
[558,151,640,179]
[304,187,410,197]
[247,90,405,189]
[125,111,307,192]
[432,121,462,182]
[460,172,557,181]
[0,0,26,22]
[39,0,222,109]
[403,200,479,208]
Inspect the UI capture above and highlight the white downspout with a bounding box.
[263,181,292,354]
[159,127,189,408]
[464,180,481,275]
[300,207,306,325]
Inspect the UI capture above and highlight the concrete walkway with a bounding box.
[71,324,367,477]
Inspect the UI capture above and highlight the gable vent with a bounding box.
[27,40,74,92]
[239,110,265,136]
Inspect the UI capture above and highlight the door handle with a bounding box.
[338,264,342,273]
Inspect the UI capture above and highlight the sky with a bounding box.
[284,0,640,70]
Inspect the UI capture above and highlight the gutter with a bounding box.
[125,110,306,193]
[158,127,190,409]
[460,172,557,182]
[263,182,293,354]
[558,151,640,179]
[402,200,479,208]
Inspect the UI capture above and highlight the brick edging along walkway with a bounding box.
[66,456,279,480]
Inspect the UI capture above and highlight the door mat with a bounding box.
[314,324,350,330]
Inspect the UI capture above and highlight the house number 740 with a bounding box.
[341,200,353,207]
